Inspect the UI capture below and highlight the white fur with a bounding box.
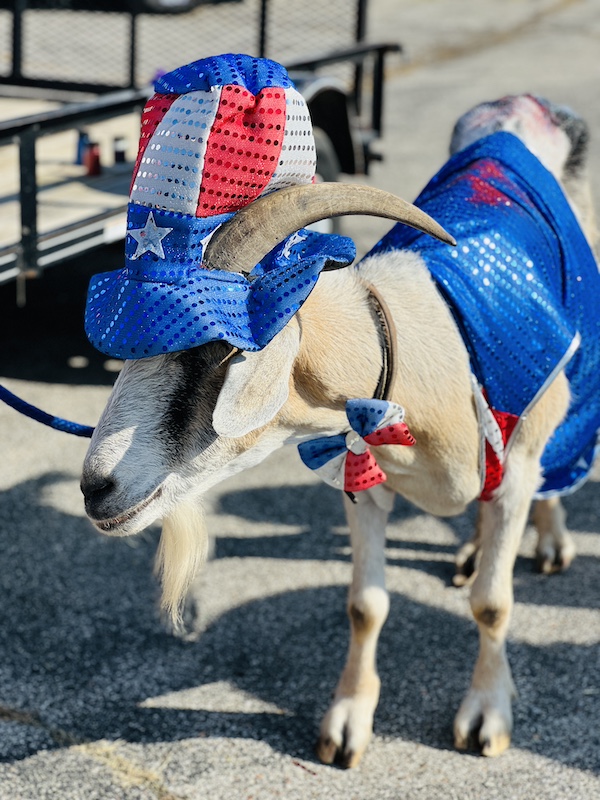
[154,500,209,627]
[213,324,300,438]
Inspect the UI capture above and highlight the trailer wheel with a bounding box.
[312,127,342,234]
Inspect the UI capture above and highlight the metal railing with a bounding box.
[0,88,147,284]
[0,0,402,287]
[0,41,401,284]
[287,41,401,143]
[0,0,370,95]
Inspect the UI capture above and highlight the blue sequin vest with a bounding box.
[366,132,600,497]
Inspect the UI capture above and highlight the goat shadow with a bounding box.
[0,472,597,774]
[214,477,600,609]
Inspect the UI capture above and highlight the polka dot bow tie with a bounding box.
[298,399,416,494]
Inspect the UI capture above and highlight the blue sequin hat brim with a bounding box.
[85,204,356,358]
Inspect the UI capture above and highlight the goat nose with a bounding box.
[80,472,116,511]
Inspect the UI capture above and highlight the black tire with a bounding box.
[312,127,342,234]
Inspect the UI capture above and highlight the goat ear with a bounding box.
[213,324,299,438]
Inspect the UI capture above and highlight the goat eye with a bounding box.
[171,342,233,373]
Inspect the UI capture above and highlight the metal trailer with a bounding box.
[0,0,400,293]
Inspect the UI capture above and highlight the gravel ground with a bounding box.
[0,1,599,798]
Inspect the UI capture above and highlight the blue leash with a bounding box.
[0,383,94,438]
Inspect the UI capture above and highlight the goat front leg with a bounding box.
[454,452,539,757]
[454,373,570,755]
[316,486,393,768]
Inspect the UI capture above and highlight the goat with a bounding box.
[81,93,598,768]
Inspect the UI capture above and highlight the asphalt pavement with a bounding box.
[0,1,599,798]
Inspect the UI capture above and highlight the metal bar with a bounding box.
[287,41,402,133]
[0,88,147,143]
[0,205,128,280]
[353,0,369,116]
[371,48,385,136]
[37,206,127,249]
[0,267,20,285]
[17,127,39,276]
[38,215,125,252]
[286,42,401,73]
[0,75,132,95]
[0,91,143,282]
[0,82,103,104]
[38,233,109,267]
[128,12,137,90]
[12,0,26,83]
[355,0,368,41]
[258,0,268,58]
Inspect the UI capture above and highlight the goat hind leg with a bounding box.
[533,496,575,574]
[456,494,575,587]
[453,504,484,587]
[316,486,392,769]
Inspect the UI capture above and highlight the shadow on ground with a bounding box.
[215,481,599,609]
[0,473,597,772]
[0,243,123,386]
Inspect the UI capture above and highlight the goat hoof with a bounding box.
[480,732,511,758]
[453,542,479,587]
[454,724,511,758]
[535,528,576,575]
[315,735,338,765]
[535,543,575,575]
[339,748,361,769]
[315,735,362,769]
[452,568,475,588]
[317,695,375,768]
[454,692,512,758]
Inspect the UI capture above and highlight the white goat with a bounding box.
[81,95,597,767]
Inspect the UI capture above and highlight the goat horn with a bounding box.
[202,182,456,274]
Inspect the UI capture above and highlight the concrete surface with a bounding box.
[0,1,599,798]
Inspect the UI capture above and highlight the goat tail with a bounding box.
[154,499,209,626]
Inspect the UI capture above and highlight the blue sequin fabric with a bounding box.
[154,53,293,96]
[368,131,600,496]
[86,210,354,355]
[85,53,356,356]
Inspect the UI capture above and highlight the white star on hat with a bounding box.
[129,212,173,260]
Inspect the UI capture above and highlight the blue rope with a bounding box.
[0,383,94,438]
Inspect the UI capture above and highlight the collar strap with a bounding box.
[366,282,398,402]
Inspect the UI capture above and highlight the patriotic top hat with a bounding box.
[85,53,356,359]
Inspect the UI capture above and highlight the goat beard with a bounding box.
[154,499,209,628]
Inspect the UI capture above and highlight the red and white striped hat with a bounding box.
[85,54,356,359]
[130,53,316,216]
